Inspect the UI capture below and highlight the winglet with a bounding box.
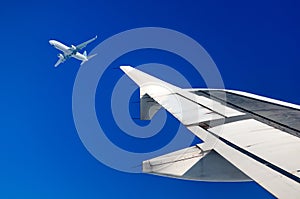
[120,65,180,90]
[120,65,134,73]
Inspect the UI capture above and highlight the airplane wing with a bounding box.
[54,57,64,67]
[75,36,97,51]
[120,66,300,198]
[53,53,67,67]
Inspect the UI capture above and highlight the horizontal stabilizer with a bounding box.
[87,53,97,60]
[80,53,97,66]
[143,144,251,182]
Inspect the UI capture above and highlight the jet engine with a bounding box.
[71,45,77,50]
[57,53,64,59]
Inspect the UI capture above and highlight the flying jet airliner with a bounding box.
[49,36,97,67]
[121,65,300,199]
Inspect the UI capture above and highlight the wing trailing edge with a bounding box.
[120,65,300,198]
[143,144,251,182]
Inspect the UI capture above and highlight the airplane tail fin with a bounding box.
[80,53,97,65]
[83,50,97,60]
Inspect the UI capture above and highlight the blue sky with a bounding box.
[1,0,300,198]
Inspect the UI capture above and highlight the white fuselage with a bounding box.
[49,40,87,61]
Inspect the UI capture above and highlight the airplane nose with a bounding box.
[49,40,54,45]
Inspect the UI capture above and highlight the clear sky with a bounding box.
[1,0,300,198]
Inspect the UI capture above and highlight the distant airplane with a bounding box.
[49,36,97,67]
[121,66,300,199]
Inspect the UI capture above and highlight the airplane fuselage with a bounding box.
[49,40,69,52]
[49,36,97,67]
[49,40,87,62]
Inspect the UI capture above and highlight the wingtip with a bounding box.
[120,65,134,73]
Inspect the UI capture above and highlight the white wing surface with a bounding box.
[75,36,97,50]
[120,66,300,198]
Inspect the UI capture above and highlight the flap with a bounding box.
[143,144,251,182]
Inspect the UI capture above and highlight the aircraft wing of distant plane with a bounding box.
[54,57,64,67]
[120,66,300,199]
[75,35,98,50]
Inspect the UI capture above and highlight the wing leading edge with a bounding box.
[120,66,300,198]
[75,35,98,50]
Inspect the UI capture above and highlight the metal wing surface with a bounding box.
[75,36,97,50]
[120,66,300,198]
